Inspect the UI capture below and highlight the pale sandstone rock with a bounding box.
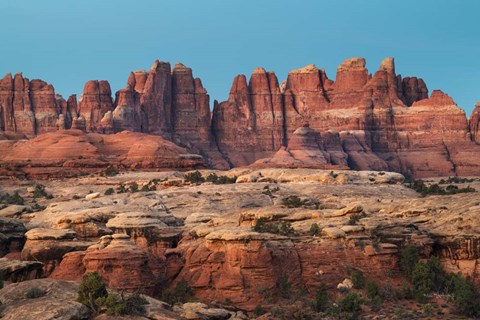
[85,192,100,200]
[337,278,354,290]
[322,227,346,238]
[0,205,28,218]
[25,228,76,240]
[0,279,90,320]
[341,225,364,233]
[332,205,364,217]
[174,302,234,320]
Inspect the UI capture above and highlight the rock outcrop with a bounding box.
[0,258,43,282]
[77,80,114,132]
[0,217,27,257]
[0,168,479,317]
[0,279,91,320]
[1,57,480,177]
[0,73,61,137]
[75,234,156,293]
[0,130,206,178]
[469,102,480,144]
[213,57,480,177]
[212,68,284,166]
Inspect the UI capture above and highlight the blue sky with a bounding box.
[0,0,478,114]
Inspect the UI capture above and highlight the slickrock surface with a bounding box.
[0,278,222,320]
[0,279,90,320]
[0,169,478,318]
[1,57,480,178]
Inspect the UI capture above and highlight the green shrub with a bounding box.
[407,179,476,196]
[78,272,148,316]
[350,270,365,289]
[103,166,119,177]
[217,175,237,184]
[206,172,218,183]
[33,184,52,199]
[412,262,432,302]
[124,294,149,316]
[98,293,148,316]
[140,180,157,192]
[205,172,236,184]
[161,279,192,305]
[309,223,321,236]
[347,212,366,225]
[253,217,295,236]
[129,182,139,193]
[116,184,127,194]
[366,281,380,299]
[0,192,25,205]
[370,296,382,312]
[426,256,447,292]
[276,273,291,299]
[96,294,124,316]
[184,171,205,184]
[439,177,475,184]
[278,221,295,236]
[96,293,148,316]
[77,272,108,311]
[400,282,413,300]
[281,195,306,208]
[104,188,114,196]
[400,246,419,279]
[25,287,46,299]
[446,273,480,317]
[311,283,329,312]
[340,293,363,313]
[257,287,273,303]
[262,185,280,196]
[422,303,433,316]
[253,304,267,316]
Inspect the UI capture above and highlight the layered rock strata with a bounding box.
[1,58,480,177]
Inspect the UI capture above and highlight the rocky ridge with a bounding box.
[1,58,480,178]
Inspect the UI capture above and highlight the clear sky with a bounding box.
[0,0,478,114]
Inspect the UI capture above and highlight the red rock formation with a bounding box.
[168,237,401,310]
[251,124,348,169]
[171,63,227,168]
[0,73,15,133]
[0,73,60,136]
[113,61,228,168]
[214,57,480,177]
[12,73,36,136]
[52,235,157,293]
[388,90,479,177]
[78,80,114,132]
[0,130,206,178]
[146,61,175,135]
[212,68,285,166]
[113,71,146,132]
[400,77,428,106]
[1,57,480,177]
[469,102,480,144]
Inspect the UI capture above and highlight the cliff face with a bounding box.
[0,57,479,177]
[0,73,61,137]
[213,57,480,177]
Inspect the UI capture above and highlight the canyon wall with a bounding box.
[1,58,479,177]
